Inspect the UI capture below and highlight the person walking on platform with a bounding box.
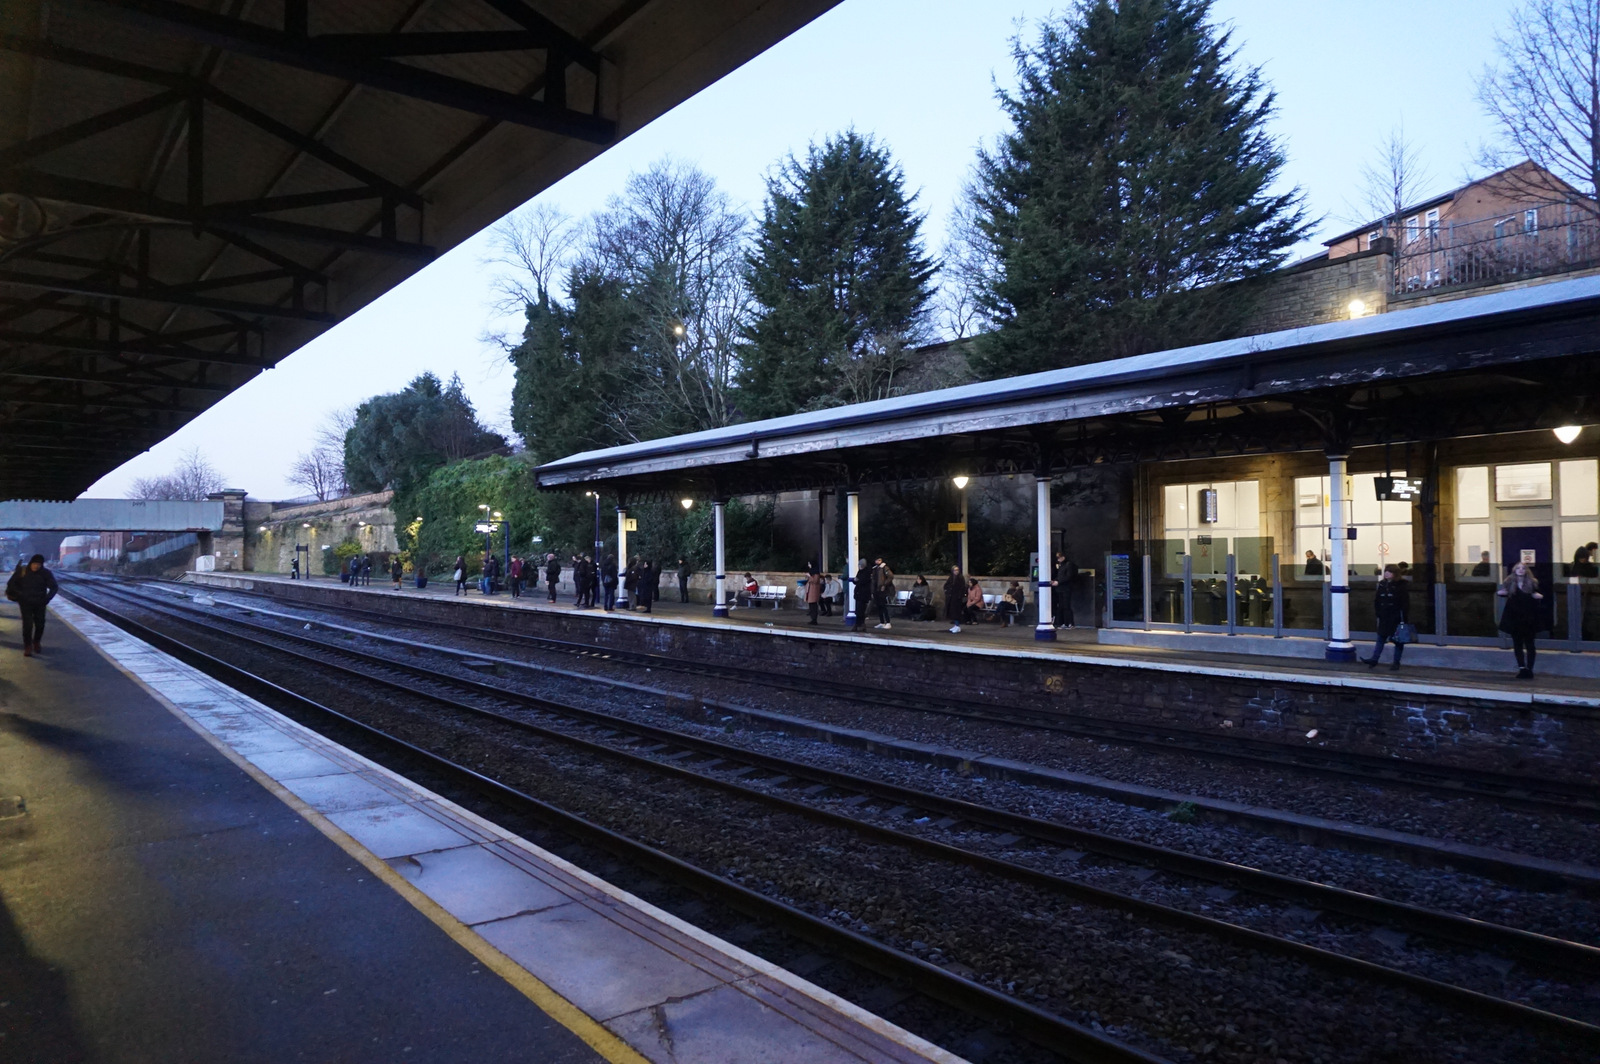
[546,553,561,603]
[804,563,822,625]
[677,557,692,602]
[391,555,405,590]
[943,565,967,634]
[1361,565,1409,670]
[7,554,57,657]
[1497,562,1545,679]
[453,554,467,596]
[850,559,872,631]
[638,559,656,614]
[290,556,299,580]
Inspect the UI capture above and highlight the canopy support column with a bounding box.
[1035,474,1056,642]
[1326,454,1355,661]
[845,489,861,628]
[712,499,728,617]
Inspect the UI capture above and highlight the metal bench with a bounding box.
[755,584,789,608]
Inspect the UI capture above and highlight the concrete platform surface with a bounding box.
[2,596,963,1064]
[188,571,1600,710]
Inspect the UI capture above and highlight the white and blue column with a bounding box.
[712,499,729,617]
[1326,454,1355,661]
[1035,474,1056,641]
[844,489,861,628]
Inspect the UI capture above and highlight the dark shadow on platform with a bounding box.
[0,893,90,1063]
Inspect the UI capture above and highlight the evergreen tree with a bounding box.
[344,373,504,494]
[739,132,936,418]
[966,0,1309,378]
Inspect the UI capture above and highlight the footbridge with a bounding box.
[0,497,224,532]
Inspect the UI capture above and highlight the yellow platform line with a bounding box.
[58,603,649,1064]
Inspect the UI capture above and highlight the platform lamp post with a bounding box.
[494,511,510,586]
[844,488,861,629]
[1034,475,1056,642]
[952,475,970,577]
[584,491,602,559]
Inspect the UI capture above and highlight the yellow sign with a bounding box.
[624,518,638,532]
[947,522,967,532]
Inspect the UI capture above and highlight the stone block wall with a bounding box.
[1245,244,1392,335]
[246,491,397,573]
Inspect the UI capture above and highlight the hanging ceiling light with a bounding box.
[1554,425,1583,445]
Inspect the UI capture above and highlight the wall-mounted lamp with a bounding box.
[1347,298,1367,318]
[1554,425,1583,445]
[952,475,970,490]
[680,498,694,510]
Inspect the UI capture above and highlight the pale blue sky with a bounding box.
[87,0,1517,500]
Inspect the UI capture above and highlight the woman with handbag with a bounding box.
[1361,565,1410,670]
[452,555,467,596]
[1497,562,1544,679]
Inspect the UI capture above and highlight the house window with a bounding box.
[1294,473,1413,577]
[1424,208,1440,238]
[1455,462,1600,576]
[1404,215,1420,243]
[1367,229,1382,248]
[1525,208,1539,235]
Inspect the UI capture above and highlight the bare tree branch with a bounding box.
[1477,0,1600,217]
[127,447,227,500]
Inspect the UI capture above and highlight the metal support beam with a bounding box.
[84,0,616,142]
[0,267,338,322]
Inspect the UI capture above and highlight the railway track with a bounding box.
[144,575,1598,819]
[62,577,1600,1059]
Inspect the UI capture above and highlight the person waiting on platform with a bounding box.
[1002,581,1026,626]
[678,557,693,602]
[546,553,561,602]
[452,554,467,596]
[1051,551,1078,629]
[965,577,985,624]
[804,563,823,625]
[637,559,656,614]
[821,573,840,617]
[943,565,967,634]
[905,575,931,620]
[1497,562,1545,679]
[1303,550,1324,577]
[872,558,895,629]
[1471,550,1492,578]
[735,572,758,609]
[509,555,523,597]
[7,554,57,657]
[1361,565,1409,670]
[391,555,405,590]
[850,560,872,630]
[1573,543,1599,579]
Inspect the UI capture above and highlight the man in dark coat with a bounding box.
[943,566,967,634]
[850,559,872,631]
[7,554,58,656]
[637,560,656,614]
[1361,565,1410,670]
[677,558,692,603]
[1051,550,1079,629]
[546,553,561,602]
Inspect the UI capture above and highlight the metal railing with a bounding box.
[1104,551,1600,651]
[1390,207,1600,296]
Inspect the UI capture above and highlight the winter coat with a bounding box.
[1498,573,1543,637]
[7,565,57,606]
[1373,578,1409,638]
[942,573,966,620]
[804,574,822,603]
[852,568,873,606]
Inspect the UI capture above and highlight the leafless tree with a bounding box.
[482,202,580,350]
[287,450,341,501]
[932,190,998,341]
[585,158,749,435]
[127,447,226,500]
[1477,0,1600,216]
[1348,125,1434,238]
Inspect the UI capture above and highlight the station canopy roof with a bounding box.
[534,274,1600,499]
[0,0,837,500]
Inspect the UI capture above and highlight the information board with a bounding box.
[1109,554,1132,600]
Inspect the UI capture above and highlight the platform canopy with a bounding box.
[534,275,1600,498]
[0,0,838,500]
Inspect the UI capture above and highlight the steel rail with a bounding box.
[60,583,1170,1064]
[67,581,1600,1047]
[179,578,1598,816]
[91,577,1600,977]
